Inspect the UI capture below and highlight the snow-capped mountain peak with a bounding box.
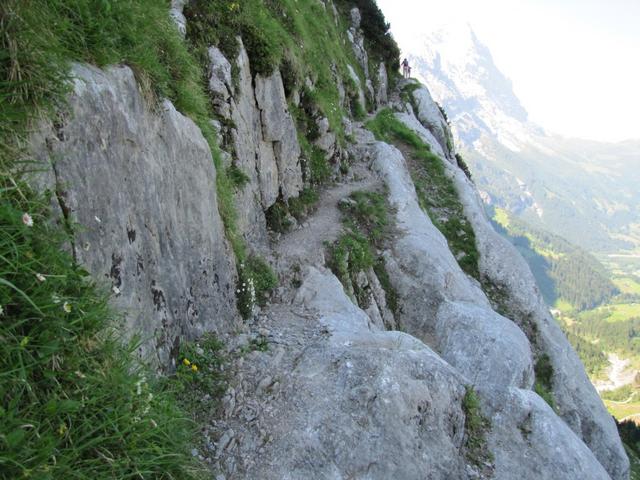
[409,23,534,151]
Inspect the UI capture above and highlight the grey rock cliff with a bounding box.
[402,85,629,479]
[361,134,534,392]
[346,8,375,106]
[169,0,188,37]
[208,42,304,246]
[31,64,238,366]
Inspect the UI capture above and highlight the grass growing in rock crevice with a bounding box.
[170,334,228,421]
[236,255,278,319]
[366,109,481,279]
[534,353,556,409]
[328,190,399,318]
[461,387,494,469]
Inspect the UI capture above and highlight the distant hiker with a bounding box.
[402,58,410,78]
[408,66,412,78]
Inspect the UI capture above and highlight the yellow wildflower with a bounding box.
[191,364,198,372]
[182,358,191,367]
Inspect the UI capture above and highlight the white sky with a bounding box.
[376,0,640,142]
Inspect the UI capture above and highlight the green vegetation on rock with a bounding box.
[0,0,247,476]
[328,190,398,313]
[171,334,227,419]
[534,354,556,409]
[366,109,480,279]
[237,255,278,319]
[334,0,401,75]
[461,387,492,466]
[185,0,382,140]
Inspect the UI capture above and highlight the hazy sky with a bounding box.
[376,0,640,142]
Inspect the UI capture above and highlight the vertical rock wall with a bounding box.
[31,64,239,367]
[207,41,304,247]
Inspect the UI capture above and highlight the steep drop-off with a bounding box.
[0,1,630,479]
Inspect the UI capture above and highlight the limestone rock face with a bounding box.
[215,267,472,479]
[435,301,533,389]
[483,387,611,480]
[411,84,453,158]
[169,0,187,37]
[210,43,269,245]
[30,64,238,366]
[405,85,630,480]
[376,62,389,107]
[255,72,304,200]
[346,8,375,105]
[207,42,304,244]
[347,125,616,479]
[346,64,366,115]
[364,137,533,391]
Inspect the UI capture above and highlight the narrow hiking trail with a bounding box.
[273,162,381,276]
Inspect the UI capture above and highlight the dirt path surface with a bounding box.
[272,165,380,275]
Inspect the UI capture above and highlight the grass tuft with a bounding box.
[236,255,278,319]
[328,189,398,314]
[534,353,556,409]
[462,386,493,466]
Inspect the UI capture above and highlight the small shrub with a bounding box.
[534,354,556,409]
[309,146,332,185]
[266,200,293,233]
[436,102,449,124]
[340,190,390,246]
[350,93,366,121]
[373,258,400,314]
[455,153,473,180]
[288,188,319,220]
[334,0,401,73]
[280,55,300,98]
[240,21,280,77]
[328,231,374,289]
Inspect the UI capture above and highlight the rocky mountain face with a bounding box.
[28,2,628,479]
[410,24,640,254]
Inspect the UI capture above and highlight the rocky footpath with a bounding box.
[194,112,618,478]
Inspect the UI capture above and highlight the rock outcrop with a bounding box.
[207,42,304,246]
[208,267,472,479]
[31,64,238,366]
[399,83,629,479]
[346,7,375,106]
